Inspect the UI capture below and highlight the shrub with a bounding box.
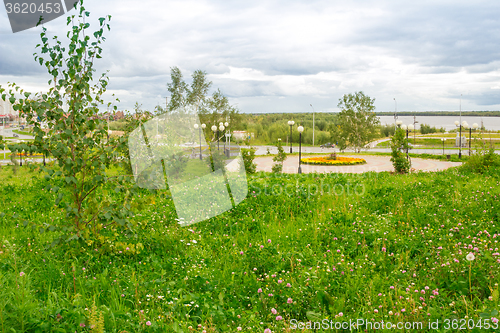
[420,123,445,134]
[390,128,411,174]
[462,146,500,174]
[272,141,286,173]
[380,124,395,137]
[241,148,257,174]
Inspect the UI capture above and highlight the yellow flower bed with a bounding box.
[300,156,366,166]
[14,152,44,157]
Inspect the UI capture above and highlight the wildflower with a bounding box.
[466,253,475,261]
[276,316,283,321]
[268,239,271,243]
[19,272,25,277]
[287,298,293,304]
[286,283,291,287]
[492,317,498,324]
[237,327,242,331]
[271,308,277,314]
[257,288,262,293]
[264,329,272,333]
[146,321,152,326]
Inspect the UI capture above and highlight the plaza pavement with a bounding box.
[254,154,463,174]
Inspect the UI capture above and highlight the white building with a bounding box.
[0,99,18,123]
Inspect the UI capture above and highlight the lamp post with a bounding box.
[211,125,217,150]
[297,125,304,174]
[218,124,225,151]
[463,121,469,156]
[224,121,229,157]
[454,120,462,159]
[441,138,446,155]
[194,123,205,160]
[401,124,408,160]
[469,123,478,156]
[288,120,295,153]
[407,124,414,160]
[310,104,315,147]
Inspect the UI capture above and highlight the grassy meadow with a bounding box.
[0,162,499,332]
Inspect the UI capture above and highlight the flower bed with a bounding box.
[14,152,44,157]
[300,156,366,165]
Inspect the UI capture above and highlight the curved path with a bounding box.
[254,155,462,174]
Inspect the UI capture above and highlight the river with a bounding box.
[378,116,500,131]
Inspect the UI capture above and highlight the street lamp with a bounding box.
[441,138,446,155]
[194,123,205,160]
[468,122,478,156]
[287,120,295,153]
[211,125,217,150]
[297,125,304,174]
[224,121,229,157]
[454,120,462,159]
[218,124,225,151]
[407,124,414,160]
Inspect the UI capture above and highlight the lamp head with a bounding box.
[211,125,217,132]
[194,124,199,129]
[472,123,478,129]
[408,124,414,131]
[455,120,459,126]
[396,120,403,126]
[219,125,225,131]
[224,122,229,127]
[201,123,206,129]
[401,124,407,131]
[297,126,304,133]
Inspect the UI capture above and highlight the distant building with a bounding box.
[232,131,248,141]
[0,99,19,123]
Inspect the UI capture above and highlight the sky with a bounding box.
[0,0,499,114]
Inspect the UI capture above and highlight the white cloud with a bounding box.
[0,0,499,113]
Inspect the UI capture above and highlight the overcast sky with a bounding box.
[1,0,499,113]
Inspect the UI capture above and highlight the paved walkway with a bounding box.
[254,154,462,174]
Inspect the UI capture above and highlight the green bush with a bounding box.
[420,123,445,134]
[380,124,395,137]
[390,128,411,174]
[241,148,257,174]
[462,146,500,173]
[271,141,286,173]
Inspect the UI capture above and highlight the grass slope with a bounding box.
[0,165,499,332]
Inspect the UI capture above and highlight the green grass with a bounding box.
[0,163,499,331]
[12,129,32,136]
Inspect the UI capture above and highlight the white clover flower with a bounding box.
[466,252,475,261]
